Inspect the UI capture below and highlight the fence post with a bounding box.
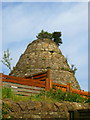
[67,83,72,92]
[0,73,3,87]
[45,69,52,91]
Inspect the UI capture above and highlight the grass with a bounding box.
[2,87,30,102]
[31,89,89,103]
[2,87,90,103]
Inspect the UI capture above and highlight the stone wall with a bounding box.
[10,38,80,90]
[2,99,90,119]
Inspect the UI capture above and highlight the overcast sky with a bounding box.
[0,1,88,91]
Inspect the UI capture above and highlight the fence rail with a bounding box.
[0,70,90,97]
[53,82,90,98]
[0,70,52,95]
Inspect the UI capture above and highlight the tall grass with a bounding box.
[2,87,30,101]
[2,87,14,99]
[31,89,89,103]
[2,87,90,103]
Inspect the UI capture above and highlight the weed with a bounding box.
[2,87,88,103]
[2,87,30,102]
[31,89,88,103]
[2,87,14,99]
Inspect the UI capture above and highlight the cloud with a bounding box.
[2,2,88,45]
[1,2,88,91]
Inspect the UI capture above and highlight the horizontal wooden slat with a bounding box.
[32,73,47,79]
[15,91,39,96]
[3,83,42,96]
[3,75,46,83]
[3,78,45,88]
[3,82,44,90]
[2,74,33,81]
[3,77,45,85]
[72,89,89,96]
[32,77,46,81]
[52,82,67,88]
[25,77,46,82]
[30,71,47,77]
[12,87,40,93]
[3,83,43,91]
[13,87,40,94]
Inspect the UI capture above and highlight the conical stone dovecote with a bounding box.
[10,38,80,90]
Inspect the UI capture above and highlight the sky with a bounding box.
[1,0,90,2]
[0,1,88,91]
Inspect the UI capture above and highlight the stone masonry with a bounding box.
[10,38,80,89]
[2,99,90,119]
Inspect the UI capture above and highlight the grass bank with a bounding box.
[2,87,90,103]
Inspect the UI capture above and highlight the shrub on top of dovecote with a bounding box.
[52,32,62,46]
[36,30,52,39]
[36,30,63,46]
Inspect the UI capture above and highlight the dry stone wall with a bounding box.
[2,99,90,119]
[10,38,80,89]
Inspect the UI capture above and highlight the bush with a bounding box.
[85,98,90,103]
[70,64,77,74]
[52,32,62,46]
[36,30,52,39]
[36,30,62,46]
[33,89,87,103]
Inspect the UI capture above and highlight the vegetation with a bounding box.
[2,87,90,119]
[36,30,52,39]
[31,89,88,103]
[1,49,12,71]
[2,87,13,99]
[36,30,62,46]
[2,87,89,103]
[60,67,72,72]
[52,32,62,46]
[2,87,30,101]
[70,64,77,74]
[2,103,10,118]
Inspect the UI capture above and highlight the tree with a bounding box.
[36,30,52,39]
[52,32,62,46]
[1,49,12,71]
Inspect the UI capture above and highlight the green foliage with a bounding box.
[52,32,62,46]
[0,88,2,99]
[2,102,9,118]
[2,87,88,103]
[85,98,90,103]
[2,87,30,101]
[32,89,87,103]
[1,49,12,71]
[2,102,12,119]
[2,87,14,99]
[70,64,77,74]
[61,67,72,72]
[36,30,62,46]
[36,30,52,39]
[64,92,86,103]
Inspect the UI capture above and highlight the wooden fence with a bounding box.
[0,70,90,97]
[52,82,90,98]
[0,70,52,96]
